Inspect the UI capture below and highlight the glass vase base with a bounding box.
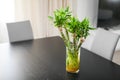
[66,68,79,73]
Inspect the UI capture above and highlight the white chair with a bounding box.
[7,20,33,42]
[90,28,119,61]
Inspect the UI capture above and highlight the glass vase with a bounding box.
[66,47,80,73]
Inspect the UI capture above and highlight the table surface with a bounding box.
[80,47,120,80]
[0,36,120,80]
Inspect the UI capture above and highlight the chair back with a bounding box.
[91,28,119,60]
[7,20,33,42]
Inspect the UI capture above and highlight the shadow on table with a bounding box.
[66,72,80,80]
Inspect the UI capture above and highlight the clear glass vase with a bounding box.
[66,47,80,73]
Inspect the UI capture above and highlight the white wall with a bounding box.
[77,0,99,27]
[0,0,15,43]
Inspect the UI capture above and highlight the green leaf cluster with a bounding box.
[48,7,95,51]
[66,16,80,33]
[48,7,71,27]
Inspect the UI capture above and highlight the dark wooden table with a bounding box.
[0,36,120,80]
[80,47,120,80]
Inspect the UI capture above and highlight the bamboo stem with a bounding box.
[58,27,68,46]
[73,33,76,52]
[65,28,69,41]
[77,37,85,51]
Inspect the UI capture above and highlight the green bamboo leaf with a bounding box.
[48,16,53,20]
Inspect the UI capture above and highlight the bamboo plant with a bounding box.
[48,7,95,73]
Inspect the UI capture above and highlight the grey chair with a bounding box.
[7,20,33,42]
[90,28,119,61]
